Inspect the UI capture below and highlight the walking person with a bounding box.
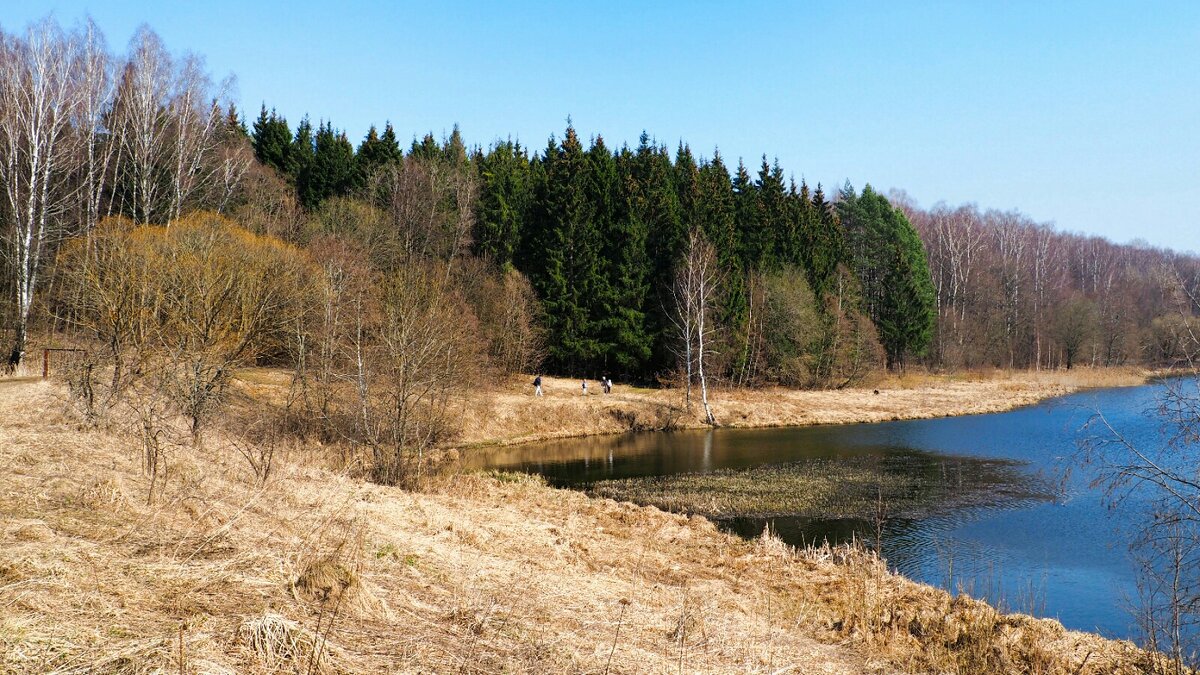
[581,379,588,395]
[533,375,543,397]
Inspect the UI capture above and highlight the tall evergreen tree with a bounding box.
[225,103,249,138]
[591,138,650,375]
[524,126,604,373]
[475,139,531,268]
[732,159,761,270]
[410,132,441,161]
[630,134,683,375]
[838,184,935,368]
[251,105,292,175]
[803,182,846,296]
[287,116,315,185]
[442,124,469,168]
[750,157,786,271]
[379,123,403,162]
[356,124,401,185]
[299,122,356,208]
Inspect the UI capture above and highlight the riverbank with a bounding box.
[0,377,1161,673]
[461,368,1151,447]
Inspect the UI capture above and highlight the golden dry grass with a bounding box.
[460,368,1151,447]
[0,378,1161,673]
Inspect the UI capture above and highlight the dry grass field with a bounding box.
[0,375,1163,673]
[461,368,1151,447]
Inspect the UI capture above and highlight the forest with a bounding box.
[2,18,1199,464]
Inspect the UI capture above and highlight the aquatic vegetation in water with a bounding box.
[587,453,1056,521]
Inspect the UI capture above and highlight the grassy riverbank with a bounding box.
[460,368,1151,447]
[0,377,1164,673]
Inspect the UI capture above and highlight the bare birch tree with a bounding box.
[0,20,84,368]
[110,26,234,224]
[671,227,719,425]
[75,18,116,236]
[110,26,173,224]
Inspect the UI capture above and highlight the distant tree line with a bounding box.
[898,196,1200,370]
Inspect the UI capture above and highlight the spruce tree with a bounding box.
[410,132,440,161]
[251,105,292,175]
[750,157,786,271]
[631,134,683,375]
[442,124,469,168]
[299,122,356,208]
[589,138,651,375]
[732,159,761,270]
[356,125,390,185]
[287,116,315,186]
[805,182,847,296]
[525,126,604,373]
[475,139,531,268]
[838,184,935,368]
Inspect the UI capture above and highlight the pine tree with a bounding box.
[750,157,785,271]
[790,180,845,296]
[379,123,403,163]
[442,124,469,168]
[591,137,650,375]
[732,159,761,270]
[410,132,440,161]
[356,125,391,185]
[225,103,249,137]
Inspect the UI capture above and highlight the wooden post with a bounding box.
[43,349,49,378]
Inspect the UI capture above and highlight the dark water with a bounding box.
[466,380,1193,639]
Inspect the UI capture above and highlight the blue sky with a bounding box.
[6,1,1199,252]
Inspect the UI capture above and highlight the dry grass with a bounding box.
[0,378,1161,673]
[460,368,1152,447]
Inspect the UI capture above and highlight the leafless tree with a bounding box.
[369,154,476,276]
[110,25,234,225]
[75,18,117,236]
[671,227,719,425]
[0,19,85,367]
[1082,326,1200,670]
[110,26,173,223]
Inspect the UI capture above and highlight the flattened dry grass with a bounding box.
[0,379,1160,674]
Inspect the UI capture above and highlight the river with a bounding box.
[466,379,1195,640]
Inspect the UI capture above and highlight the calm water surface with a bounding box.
[467,380,1192,639]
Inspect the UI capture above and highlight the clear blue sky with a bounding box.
[6,1,1199,252]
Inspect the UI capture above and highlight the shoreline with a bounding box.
[459,367,1154,450]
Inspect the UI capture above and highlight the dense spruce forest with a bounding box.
[2,18,1199,405]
